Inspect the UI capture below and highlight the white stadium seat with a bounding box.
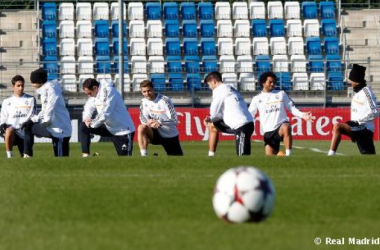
[267,1,284,19]
[58,3,74,20]
[310,73,326,90]
[76,21,92,38]
[59,20,74,38]
[286,20,302,37]
[232,2,248,20]
[215,2,231,20]
[235,38,251,56]
[217,20,233,37]
[148,56,165,73]
[76,2,92,21]
[114,74,131,92]
[96,74,112,82]
[60,56,76,74]
[129,20,145,38]
[253,37,269,55]
[110,2,127,20]
[234,20,250,38]
[78,56,94,74]
[291,55,307,72]
[292,72,309,90]
[130,38,146,56]
[273,55,289,72]
[249,2,266,19]
[284,1,300,19]
[288,37,304,55]
[237,55,253,73]
[61,74,77,92]
[270,37,287,55]
[239,72,256,91]
[128,3,144,20]
[219,55,235,73]
[93,2,109,20]
[222,73,238,89]
[217,38,234,55]
[147,20,163,38]
[304,19,320,37]
[131,56,147,73]
[77,38,93,56]
[59,39,75,56]
[147,38,163,56]
[132,73,148,91]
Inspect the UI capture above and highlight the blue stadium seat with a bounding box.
[200,38,216,55]
[202,56,218,73]
[180,2,196,20]
[302,2,318,19]
[269,20,285,37]
[43,56,58,80]
[94,20,109,38]
[167,56,182,73]
[183,38,198,56]
[151,73,166,91]
[326,55,342,72]
[321,19,337,37]
[198,2,213,20]
[163,2,179,20]
[328,72,344,90]
[184,55,200,73]
[165,38,181,56]
[95,56,111,73]
[255,55,271,74]
[324,37,339,55]
[168,73,184,91]
[251,19,267,37]
[275,72,292,90]
[165,20,180,38]
[42,3,57,20]
[187,74,202,91]
[200,20,215,38]
[112,38,128,55]
[95,38,110,56]
[319,1,335,19]
[42,38,57,56]
[42,20,57,38]
[306,37,322,55]
[111,20,127,38]
[182,20,197,38]
[308,55,324,72]
[113,56,129,73]
[146,2,162,20]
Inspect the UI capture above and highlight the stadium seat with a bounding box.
[148,56,165,73]
[200,20,215,38]
[275,72,292,90]
[186,74,202,91]
[42,3,57,20]
[328,72,344,90]
[60,56,76,74]
[232,2,248,20]
[270,37,287,55]
[97,75,114,84]
[94,20,109,38]
[306,37,322,55]
[302,2,317,19]
[310,73,326,90]
[129,38,145,56]
[326,55,342,72]
[43,56,59,80]
[251,19,267,37]
[42,20,57,38]
[308,55,324,72]
[147,20,163,38]
[111,20,127,38]
[163,2,179,20]
[167,56,182,73]
[168,73,184,91]
[59,38,75,56]
[61,74,77,92]
[267,1,284,19]
[151,73,166,92]
[95,56,111,73]
[304,19,320,37]
[249,2,266,19]
[182,20,197,38]
[200,38,216,55]
[219,55,235,73]
[273,55,289,72]
[239,72,256,91]
[198,2,214,20]
[114,74,131,92]
[58,3,74,20]
[321,19,338,37]
[286,20,302,37]
[292,72,309,90]
[237,55,253,73]
[165,38,181,56]
[132,73,148,91]
[94,38,110,56]
[253,37,269,55]
[77,38,93,56]
[235,38,251,56]
[234,20,250,38]
[131,56,147,73]
[93,2,109,20]
[291,55,307,72]
[269,19,285,37]
[215,2,231,20]
[217,38,234,55]
[324,37,340,55]
[165,20,180,37]
[183,38,198,55]
[79,74,95,88]
[129,20,145,38]
[42,38,57,56]
[184,56,200,74]
[217,20,233,37]
[110,2,126,20]
[284,1,300,19]
[180,2,196,20]
[113,56,129,73]
[255,55,271,74]
[76,2,91,20]
[147,38,163,56]
[146,2,161,20]
[76,21,92,38]
[58,20,74,38]
[319,1,335,19]
[128,3,144,20]
[202,56,218,73]
[113,37,129,55]
[78,56,94,74]
[288,37,304,55]
[222,73,238,89]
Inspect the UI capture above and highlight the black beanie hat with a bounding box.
[348,64,366,83]
[30,68,48,84]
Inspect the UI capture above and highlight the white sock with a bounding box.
[6,151,12,158]
[208,151,215,156]
[285,149,292,156]
[82,153,89,158]
[327,150,336,156]
[140,149,148,156]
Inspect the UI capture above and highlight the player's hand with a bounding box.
[204,116,211,126]
[150,121,161,129]
[302,112,315,122]
[0,123,7,135]
[21,120,34,132]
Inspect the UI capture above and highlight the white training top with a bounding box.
[32,80,72,138]
[248,90,304,133]
[139,93,179,138]
[351,86,379,132]
[83,79,135,136]
[0,93,37,138]
[210,84,253,130]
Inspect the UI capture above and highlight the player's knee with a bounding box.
[332,123,343,132]
[138,124,149,133]
[208,123,218,133]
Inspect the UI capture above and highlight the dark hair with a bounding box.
[140,80,154,89]
[259,72,277,87]
[82,78,100,90]
[11,75,25,86]
[204,71,222,85]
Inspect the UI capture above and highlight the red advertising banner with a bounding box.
[129,108,380,141]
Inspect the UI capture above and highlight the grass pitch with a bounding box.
[1,140,380,250]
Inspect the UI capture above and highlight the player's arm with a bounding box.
[39,87,59,125]
[283,92,314,122]
[82,98,96,127]
[358,88,379,124]
[208,94,224,123]
[157,98,178,127]
[248,96,258,118]
[139,100,152,126]
[90,87,116,128]
[0,99,8,125]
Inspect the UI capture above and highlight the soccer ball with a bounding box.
[212,166,275,223]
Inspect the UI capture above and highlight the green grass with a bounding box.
[1,140,380,250]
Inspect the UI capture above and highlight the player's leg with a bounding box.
[137,124,154,156]
[356,129,376,154]
[328,123,352,155]
[207,123,219,156]
[4,126,15,158]
[278,122,292,156]
[52,137,70,157]
[263,130,281,156]
[110,132,134,156]
[14,133,24,157]
[23,123,53,157]
[235,122,254,156]
[79,123,112,156]
[162,136,184,156]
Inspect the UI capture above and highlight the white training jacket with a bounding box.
[351,86,379,132]
[210,84,253,130]
[83,79,135,136]
[32,80,72,138]
[248,90,304,133]
[0,93,37,138]
[139,93,179,138]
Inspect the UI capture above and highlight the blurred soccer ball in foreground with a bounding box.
[212,166,275,223]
